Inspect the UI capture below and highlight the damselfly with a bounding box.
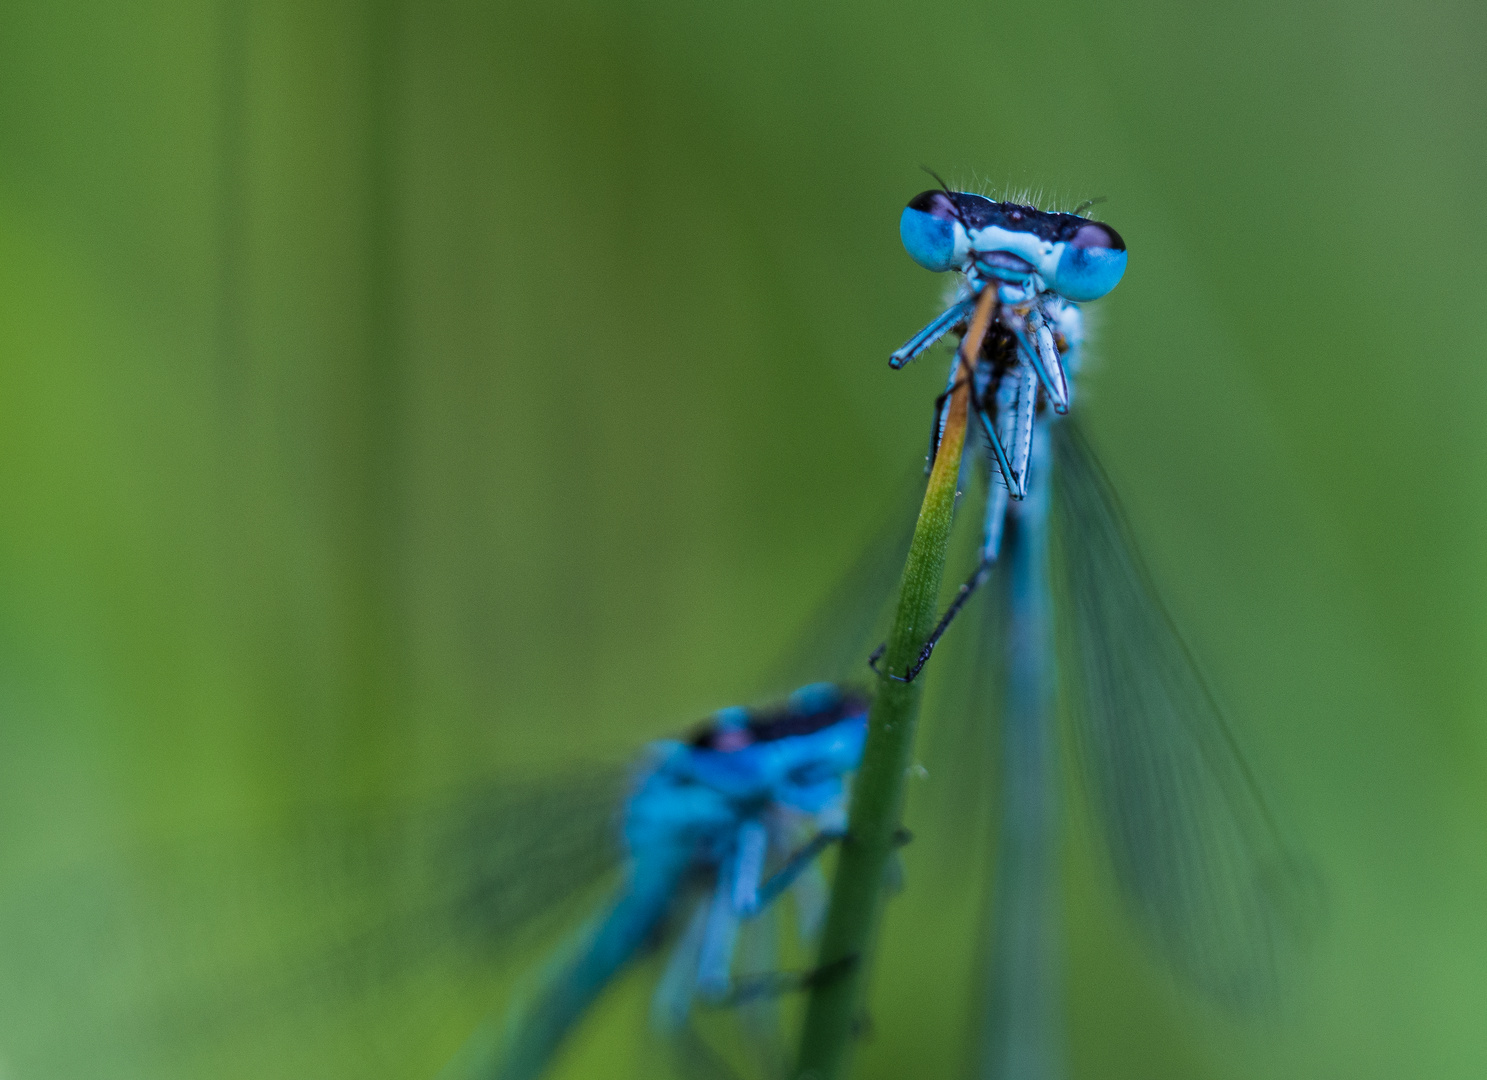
[885,185,1310,1074]
[0,685,867,1080]
[882,185,1126,682]
[455,682,868,1080]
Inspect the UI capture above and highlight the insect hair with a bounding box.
[950,172,1112,219]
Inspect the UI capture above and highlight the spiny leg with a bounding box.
[697,821,768,999]
[999,362,1039,500]
[890,297,974,369]
[926,326,1023,500]
[719,825,912,1004]
[751,828,845,914]
[714,954,861,1007]
[1007,305,1069,414]
[978,398,1024,501]
[871,445,1013,684]
[1024,306,1069,413]
[751,823,912,912]
[695,818,866,1008]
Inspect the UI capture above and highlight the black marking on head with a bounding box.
[950,192,1121,247]
[689,688,870,749]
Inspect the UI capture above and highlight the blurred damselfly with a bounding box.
[0,685,867,1080]
[454,682,867,1080]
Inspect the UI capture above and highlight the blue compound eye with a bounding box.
[900,190,964,272]
[1053,222,1127,302]
[788,682,841,714]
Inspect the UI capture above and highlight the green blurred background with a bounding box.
[0,0,1484,1077]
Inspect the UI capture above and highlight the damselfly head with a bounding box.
[899,188,1128,302]
[674,686,869,815]
[689,684,869,750]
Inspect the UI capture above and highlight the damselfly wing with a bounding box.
[0,772,627,1079]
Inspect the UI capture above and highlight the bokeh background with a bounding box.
[0,1,1484,1078]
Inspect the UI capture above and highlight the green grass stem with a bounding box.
[793,289,997,1080]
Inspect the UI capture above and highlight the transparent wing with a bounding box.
[0,768,629,1080]
[1050,418,1314,1005]
[671,903,793,1080]
[915,457,1006,830]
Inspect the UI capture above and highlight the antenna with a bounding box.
[918,166,971,231]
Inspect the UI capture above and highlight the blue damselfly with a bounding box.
[886,185,1310,1076]
[0,685,868,1080]
[455,682,868,1080]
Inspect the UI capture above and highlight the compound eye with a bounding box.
[1053,222,1127,302]
[787,682,841,715]
[900,190,964,272]
[1073,222,1124,252]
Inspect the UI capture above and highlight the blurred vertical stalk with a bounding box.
[212,0,253,735]
[350,0,407,778]
[795,288,997,1080]
[216,0,248,416]
[215,0,409,792]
